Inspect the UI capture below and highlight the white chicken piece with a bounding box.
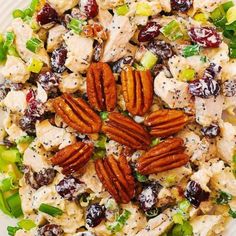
[0,108,7,142]
[191,168,212,192]
[15,229,35,236]
[160,0,171,12]
[1,56,30,83]
[190,215,224,236]
[23,139,51,172]
[154,71,192,108]
[36,119,76,151]
[59,73,86,94]
[47,24,67,52]
[47,0,78,14]
[97,0,123,9]
[3,90,27,113]
[217,122,236,164]
[101,15,136,62]
[221,59,236,81]
[97,8,113,29]
[11,19,49,65]
[195,95,224,126]
[64,31,94,73]
[136,208,177,236]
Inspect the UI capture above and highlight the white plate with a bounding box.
[0,0,236,235]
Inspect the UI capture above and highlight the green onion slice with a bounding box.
[68,18,87,34]
[7,226,21,236]
[160,20,184,41]
[26,37,43,53]
[39,203,63,217]
[6,192,23,218]
[140,51,158,69]
[12,9,25,19]
[182,45,200,58]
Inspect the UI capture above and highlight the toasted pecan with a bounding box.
[137,137,189,175]
[51,142,93,175]
[144,110,189,137]
[53,93,102,133]
[87,62,117,111]
[95,155,135,203]
[102,112,151,150]
[121,66,153,116]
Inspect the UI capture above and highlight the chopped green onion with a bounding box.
[39,203,63,217]
[136,2,153,16]
[95,135,107,149]
[233,154,236,163]
[194,13,208,23]
[0,44,7,62]
[171,221,193,236]
[222,1,235,12]
[0,190,11,216]
[0,34,4,44]
[3,32,15,49]
[210,6,226,26]
[116,4,129,15]
[7,226,21,236]
[27,58,43,73]
[226,6,236,24]
[179,68,196,82]
[173,213,184,225]
[100,111,109,121]
[160,20,184,41]
[151,138,160,147]
[178,199,191,213]
[30,0,40,12]
[6,192,23,218]
[17,219,36,231]
[12,9,25,19]
[216,191,232,204]
[92,149,106,159]
[1,148,21,163]
[140,51,158,69]
[105,198,118,211]
[16,136,34,145]
[134,172,148,183]
[26,37,43,53]
[229,208,236,218]
[225,20,236,31]
[182,45,200,57]
[0,177,17,192]
[24,8,33,17]
[68,18,86,34]
[8,46,19,57]
[145,208,159,218]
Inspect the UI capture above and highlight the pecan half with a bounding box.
[51,142,93,175]
[137,138,189,175]
[102,112,151,150]
[121,66,153,116]
[87,62,117,112]
[95,155,135,203]
[53,93,102,133]
[144,110,189,137]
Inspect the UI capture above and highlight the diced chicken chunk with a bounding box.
[47,24,67,52]
[47,0,78,14]
[12,19,49,65]
[154,71,192,108]
[15,229,35,236]
[0,108,7,142]
[97,0,124,9]
[64,31,94,73]
[101,15,136,62]
[1,56,30,83]
[97,8,113,29]
[191,168,212,192]
[221,59,236,81]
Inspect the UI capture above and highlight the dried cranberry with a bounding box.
[189,27,222,48]
[51,47,67,73]
[12,83,23,91]
[93,41,104,62]
[147,40,173,60]
[56,176,82,201]
[37,3,58,25]
[0,85,9,101]
[151,64,164,77]
[38,224,64,236]
[80,0,99,19]
[184,181,209,207]
[138,22,161,42]
[112,56,134,73]
[76,232,95,236]
[86,204,106,227]
[222,80,236,97]
[203,63,222,80]
[201,123,220,138]
[171,0,193,12]
[19,116,37,135]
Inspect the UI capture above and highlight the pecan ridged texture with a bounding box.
[102,112,151,150]
[87,62,117,111]
[144,110,189,137]
[53,93,102,133]
[51,142,93,175]
[121,66,153,116]
[95,155,135,203]
[137,138,189,175]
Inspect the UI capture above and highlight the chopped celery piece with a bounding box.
[160,20,184,41]
[17,219,36,231]
[1,148,21,163]
[222,1,234,12]
[179,68,196,81]
[116,4,129,15]
[226,6,236,24]
[134,171,148,183]
[194,13,208,23]
[95,135,107,149]
[16,136,34,145]
[216,191,232,204]
[182,45,200,57]
[68,18,86,34]
[0,190,11,216]
[26,37,43,53]
[136,2,153,16]
[12,9,25,19]
[145,208,159,218]
[92,149,106,159]
[210,6,226,23]
[39,203,63,217]
[100,111,109,120]
[173,213,184,225]
[0,177,17,192]
[4,32,15,49]
[151,138,160,147]
[179,199,191,213]
[7,226,20,236]
[6,192,23,218]
[171,221,193,236]
[140,51,158,69]
[229,208,236,218]
[30,0,40,12]
[27,58,43,73]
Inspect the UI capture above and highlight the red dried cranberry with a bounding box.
[189,27,222,48]
[171,0,193,12]
[147,40,173,59]
[184,181,209,207]
[112,56,134,73]
[203,63,222,80]
[51,47,67,73]
[0,85,10,101]
[19,115,37,135]
[26,89,35,103]
[80,0,99,19]
[37,3,58,25]
[222,80,236,97]
[92,41,104,62]
[201,124,220,138]
[138,22,161,42]
[38,224,64,236]
[56,176,82,201]
[86,204,106,227]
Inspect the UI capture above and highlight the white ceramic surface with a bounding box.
[0,0,236,235]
